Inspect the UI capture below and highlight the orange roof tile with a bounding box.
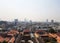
[8,37,15,43]
[24,29,30,32]
[0,36,4,42]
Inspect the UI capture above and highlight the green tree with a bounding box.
[2,41,8,43]
[49,28,56,33]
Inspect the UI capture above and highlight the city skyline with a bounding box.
[0,0,60,22]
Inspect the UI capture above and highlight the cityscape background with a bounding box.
[0,0,60,22]
[0,0,60,43]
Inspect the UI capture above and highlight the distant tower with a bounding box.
[30,20,32,24]
[51,20,54,23]
[14,19,18,26]
[46,19,49,26]
[46,19,48,23]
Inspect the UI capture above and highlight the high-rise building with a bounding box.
[51,20,54,23]
[46,19,48,23]
[14,19,18,26]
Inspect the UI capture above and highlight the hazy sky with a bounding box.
[0,0,60,22]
